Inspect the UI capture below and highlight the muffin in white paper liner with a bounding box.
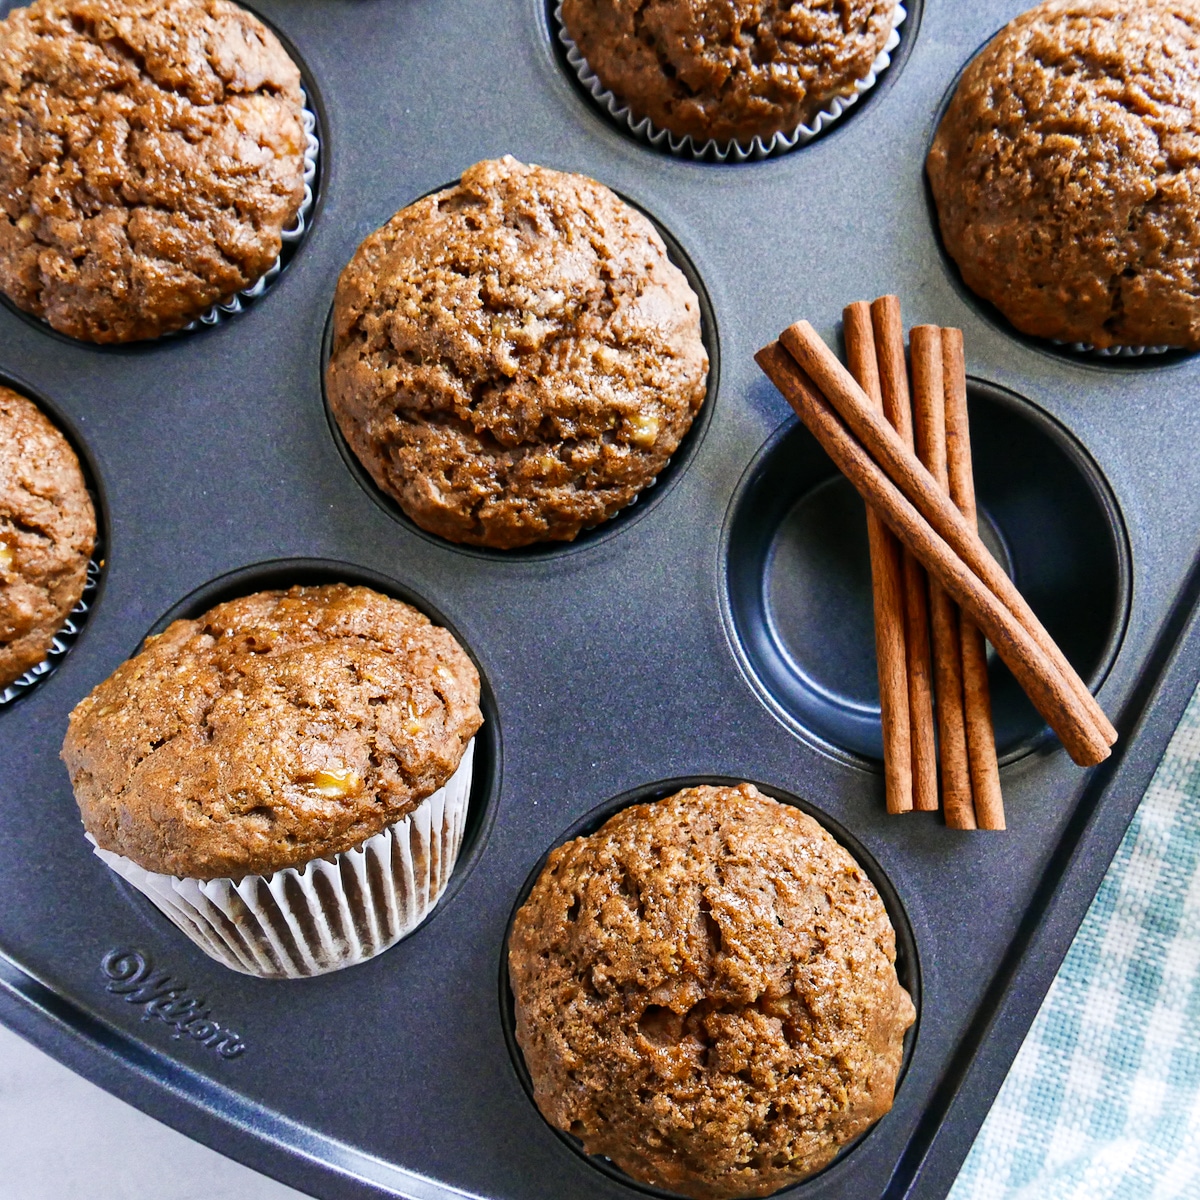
[554,2,906,163]
[90,738,475,980]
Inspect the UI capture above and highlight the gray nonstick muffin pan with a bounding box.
[3,2,1200,1199]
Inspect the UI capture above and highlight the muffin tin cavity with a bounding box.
[500,776,920,1197]
[0,378,107,710]
[547,0,920,163]
[723,382,1129,765]
[131,558,501,926]
[321,190,719,561]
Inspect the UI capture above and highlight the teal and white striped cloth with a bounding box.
[950,685,1200,1200]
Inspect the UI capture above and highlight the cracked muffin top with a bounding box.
[928,0,1200,350]
[508,783,915,1200]
[325,156,708,550]
[0,0,308,343]
[1,386,95,690]
[560,0,897,146]
[62,584,482,880]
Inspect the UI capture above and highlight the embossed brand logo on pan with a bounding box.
[100,949,246,1060]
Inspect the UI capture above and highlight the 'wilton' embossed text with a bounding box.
[100,949,246,1059]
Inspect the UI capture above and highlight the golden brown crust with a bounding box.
[0,0,307,343]
[0,386,96,690]
[62,584,482,879]
[508,783,915,1200]
[561,0,896,145]
[326,156,708,550]
[928,0,1200,350]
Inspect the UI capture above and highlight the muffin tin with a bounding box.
[3,1,1200,1198]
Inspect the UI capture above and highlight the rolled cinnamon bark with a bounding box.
[778,320,1117,754]
[844,302,913,815]
[755,341,1111,768]
[942,327,1005,830]
[870,296,939,813]
[911,326,975,830]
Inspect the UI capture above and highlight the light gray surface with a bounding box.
[0,1023,310,1200]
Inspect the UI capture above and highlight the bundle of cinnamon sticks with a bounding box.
[756,296,1117,829]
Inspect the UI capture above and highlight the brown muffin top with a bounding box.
[1,387,96,691]
[326,156,708,550]
[62,584,482,880]
[508,783,915,1200]
[927,0,1200,350]
[0,0,308,343]
[560,0,897,145]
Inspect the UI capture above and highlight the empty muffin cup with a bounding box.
[723,380,1129,763]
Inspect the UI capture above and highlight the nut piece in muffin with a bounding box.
[0,0,309,343]
[928,0,1200,351]
[508,783,915,1200]
[1,387,96,691]
[326,155,709,550]
[62,583,482,881]
[560,0,898,146]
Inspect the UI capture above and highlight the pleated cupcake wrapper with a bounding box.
[554,1,906,163]
[89,738,475,979]
[0,556,101,708]
[179,93,320,332]
[1055,340,1176,359]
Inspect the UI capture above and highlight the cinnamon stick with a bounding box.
[844,303,912,815]
[870,296,939,812]
[755,341,1111,767]
[778,320,1117,756]
[942,327,1005,830]
[911,326,975,830]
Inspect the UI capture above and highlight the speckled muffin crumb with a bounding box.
[1,387,96,690]
[561,0,898,145]
[326,156,708,550]
[0,0,308,343]
[62,584,482,880]
[508,783,915,1200]
[928,0,1200,350]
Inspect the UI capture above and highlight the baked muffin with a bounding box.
[559,0,899,146]
[928,0,1200,351]
[326,156,708,550]
[1,387,96,692]
[0,0,309,343]
[62,583,483,977]
[508,783,915,1200]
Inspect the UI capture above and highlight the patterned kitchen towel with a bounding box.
[949,683,1200,1200]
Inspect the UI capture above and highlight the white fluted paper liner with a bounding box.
[0,556,101,707]
[554,2,906,163]
[1054,339,1176,358]
[89,738,475,979]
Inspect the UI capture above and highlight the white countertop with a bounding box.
[0,1022,310,1199]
